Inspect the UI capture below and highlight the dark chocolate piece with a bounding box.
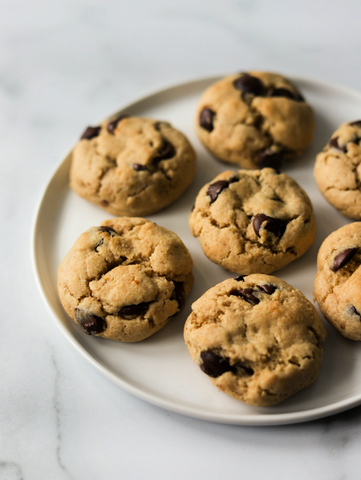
[119,302,149,318]
[331,248,358,272]
[80,126,101,140]
[230,288,260,306]
[153,141,175,162]
[200,351,232,378]
[258,284,277,294]
[253,214,287,238]
[233,73,263,96]
[207,180,229,203]
[74,309,107,335]
[199,108,215,132]
[107,114,129,134]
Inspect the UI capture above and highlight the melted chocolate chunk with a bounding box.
[200,351,232,378]
[329,136,347,153]
[107,114,129,134]
[98,226,118,236]
[233,73,263,96]
[171,282,186,310]
[119,302,150,318]
[267,87,304,102]
[74,309,107,335]
[133,163,148,171]
[349,120,361,127]
[231,288,260,306]
[258,284,277,294]
[253,213,287,238]
[95,226,118,251]
[80,126,101,140]
[199,108,215,132]
[153,140,175,162]
[232,361,254,376]
[331,248,358,272]
[234,275,246,282]
[258,151,283,170]
[207,180,229,203]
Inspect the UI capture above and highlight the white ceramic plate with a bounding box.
[32,75,361,425]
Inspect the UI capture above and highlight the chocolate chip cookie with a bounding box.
[58,217,194,342]
[314,120,361,219]
[184,275,326,407]
[70,116,196,216]
[189,168,316,274]
[195,72,315,169]
[314,222,361,340]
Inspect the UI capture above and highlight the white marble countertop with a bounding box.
[2,0,361,478]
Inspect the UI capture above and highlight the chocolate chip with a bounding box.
[232,361,254,376]
[153,141,175,162]
[207,180,229,203]
[258,284,277,294]
[349,120,361,127]
[171,282,186,310]
[331,248,358,272]
[101,200,109,207]
[228,175,239,184]
[74,308,107,335]
[98,226,118,236]
[230,288,260,306]
[329,136,347,153]
[191,204,195,212]
[200,351,232,378]
[80,126,101,140]
[253,213,287,238]
[199,108,215,132]
[257,151,283,170]
[233,73,263,96]
[119,302,149,318]
[267,87,303,101]
[133,163,148,171]
[234,275,246,281]
[107,114,129,134]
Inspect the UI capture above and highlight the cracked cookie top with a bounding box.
[195,71,315,169]
[189,168,316,275]
[57,217,194,342]
[70,116,196,216]
[314,222,361,341]
[184,274,326,406]
[314,120,361,219]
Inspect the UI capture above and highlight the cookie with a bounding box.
[314,222,361,341]
[189,168,316,274]
[70,116,196,216]
[314,120,361,219]
[184,275,326,407]
[57,217,194,342]
[195,71,315,169]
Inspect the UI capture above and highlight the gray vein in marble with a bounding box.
[0,461,24,480]
[51,351,76,480]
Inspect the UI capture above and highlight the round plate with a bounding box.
[32,75,361,425]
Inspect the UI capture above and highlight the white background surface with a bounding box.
[2,1,361,478]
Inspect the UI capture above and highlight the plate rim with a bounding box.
[31,73,361,426]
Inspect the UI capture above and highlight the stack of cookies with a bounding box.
[58,70,361,408]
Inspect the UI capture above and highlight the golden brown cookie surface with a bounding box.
[70,116,196,216]
[314,120,361,219]
[58,217,194,342]
[314,222,361,340]
[184,275,326,407]
[195,72,315,169]
[189,168,316,274]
